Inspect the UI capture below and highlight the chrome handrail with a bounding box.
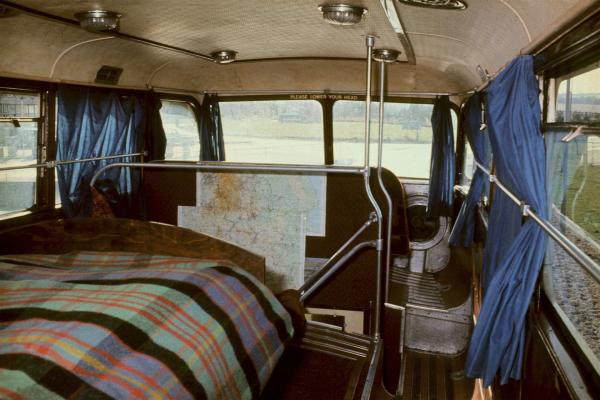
[475,160,600,284]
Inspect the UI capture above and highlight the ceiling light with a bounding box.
[211,50,238,64]
[318,4,368,26]
[397,0,468,10]
[75,10,121,32]
[373,49,401,63]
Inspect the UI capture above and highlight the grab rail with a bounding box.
[475,161,600,284]
[0,152,145,172]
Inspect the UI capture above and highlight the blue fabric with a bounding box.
[427,95,455,218]
[449,94,491,246]
[200,94,225,161]
[57,86,144,217]
[465,56,548,386]
[144,91,167,161]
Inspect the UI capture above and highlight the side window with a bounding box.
[219,100,324,164]
[544,61,600,365]
[556,65,600,124]
[332,101,457,178]
[159,99,200,161]
[0,90,41,216]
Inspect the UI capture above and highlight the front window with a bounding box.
[219,100,324,164]
[0,90,40,216]
[332,100,457,178]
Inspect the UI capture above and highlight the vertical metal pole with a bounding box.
[363,36,384,340]
[364,36,374,169]
[376,59,394,302]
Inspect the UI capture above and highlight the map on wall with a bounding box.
[178,172,326,292]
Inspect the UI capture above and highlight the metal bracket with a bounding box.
[520,201,530,217]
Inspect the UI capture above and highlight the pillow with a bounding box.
[90,186,115,218]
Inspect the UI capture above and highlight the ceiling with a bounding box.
[0,0,597,94]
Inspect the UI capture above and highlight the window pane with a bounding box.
[160,100,200,161]
[220,100,324,164]
[333,101,456,178]
[0,90,40,118]
[544,131,600,362]
[0,121,38,215]
[556,65,600,124]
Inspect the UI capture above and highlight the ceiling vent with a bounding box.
[0,6,19,18]
[397,0,467,10]
[95,66,123,85]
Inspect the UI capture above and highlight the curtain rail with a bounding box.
[475,161,600,284]
[0,152,145,172]
[90,161,366,187]
[196,89,475,97]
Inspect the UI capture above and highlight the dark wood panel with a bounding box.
[0,218,265,282]
[143,167,197,225]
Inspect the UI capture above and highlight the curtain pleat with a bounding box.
[200,94,225,161]
[427,95,455,218]
[465,56,548,386]
[57,85,144,217]
[449,93,491,247]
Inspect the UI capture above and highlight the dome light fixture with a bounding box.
[373,48,401,63]
[318,4,368,26]
[75,10,121,32]
[210,50,238,64]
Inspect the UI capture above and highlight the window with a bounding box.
[332,101,457,178]
[544,62,600,364]
[544,132,600,362]
[160,100,200,160]
[220,100,324,164]
[0,90,41,216]
[461,143,476,186]
[556,63,600,124]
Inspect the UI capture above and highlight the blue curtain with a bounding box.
[57,85,144,217]
[449,94,491,246]
[144,91,167,161]
[200,94,225,161]
[427,95,455,218]
[465,56,548,386]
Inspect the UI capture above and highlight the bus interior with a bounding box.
[0,1,599,399]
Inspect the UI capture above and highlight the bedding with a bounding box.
[0,251,294,399]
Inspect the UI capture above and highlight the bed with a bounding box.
[0,218,295,399]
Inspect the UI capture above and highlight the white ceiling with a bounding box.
[0,0,596,93]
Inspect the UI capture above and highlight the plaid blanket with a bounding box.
[0,252,293,399]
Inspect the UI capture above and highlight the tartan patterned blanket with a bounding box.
[0,251,293,399]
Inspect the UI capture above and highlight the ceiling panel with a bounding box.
[9,0,408,61]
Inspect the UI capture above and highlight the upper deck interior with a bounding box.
[1,1,600,399]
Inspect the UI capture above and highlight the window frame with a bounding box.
[0,78,58,228]
[540,59,600,380]
[218,94,328,165]
[331,95,460,180]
